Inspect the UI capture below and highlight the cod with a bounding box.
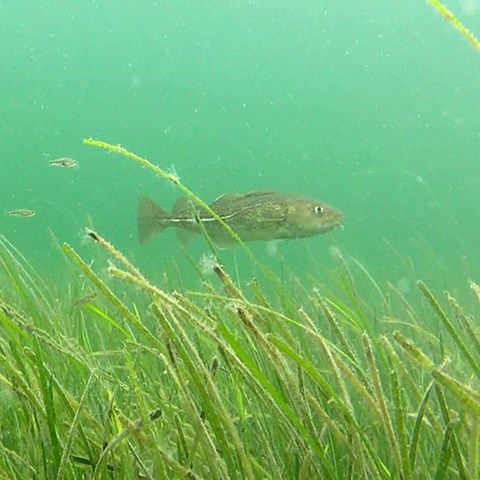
[138,191,344,247]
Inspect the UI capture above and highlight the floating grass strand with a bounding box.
[424,0,480,50]
[83,138,258,264]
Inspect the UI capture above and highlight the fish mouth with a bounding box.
[323,210,344,232]
[333,210,345,223]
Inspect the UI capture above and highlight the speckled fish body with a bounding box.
[138,191,344,246]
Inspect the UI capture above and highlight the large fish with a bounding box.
[138,191,344,247]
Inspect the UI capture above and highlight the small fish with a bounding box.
[6,209,36,218]
[138,191,344,247]
[50,157,77,168]
[73,292,98,307]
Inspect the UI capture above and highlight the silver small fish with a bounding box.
[50,157,77,168]
[7,209,36,218]
[73,292,98,307]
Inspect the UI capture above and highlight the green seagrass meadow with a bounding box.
[0,140,479,479]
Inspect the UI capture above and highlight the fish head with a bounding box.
[287,198,344,238]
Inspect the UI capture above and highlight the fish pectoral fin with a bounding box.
[137,195,170,244]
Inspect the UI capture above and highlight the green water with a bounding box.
[2,0,479,289]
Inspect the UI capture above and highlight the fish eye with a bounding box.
[314,205,324,215]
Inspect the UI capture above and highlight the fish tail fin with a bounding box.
[137,195,171,244]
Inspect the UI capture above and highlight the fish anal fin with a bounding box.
[176,228,196,247]
[137,195,171,244]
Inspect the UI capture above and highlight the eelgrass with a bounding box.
[0,142,479,478]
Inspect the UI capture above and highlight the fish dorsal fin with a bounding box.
[213,191,275,204]
[211,191,276,208]
[244,190,276,197]
[172,196,192,214]
[212,193,243,204]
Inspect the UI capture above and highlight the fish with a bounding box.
[138,191,344,247]
[50,157,77,168]
[6,209,36,218]
[73,292,98,308]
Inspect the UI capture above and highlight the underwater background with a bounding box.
[2,0,479,292]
